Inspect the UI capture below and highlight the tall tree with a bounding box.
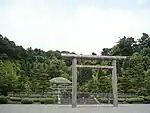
[38,73,50,94]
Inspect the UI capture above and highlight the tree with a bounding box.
[144,69,150,95]
[38,73,50,94]
[101,48,111,55]
[0,60,17,95]
[46,57,66,78]
[92,52,97,55]
[1,32,150,96]
[111,37,135,56]
[78,68,93,86]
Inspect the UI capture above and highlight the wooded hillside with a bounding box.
[0,33,150,96]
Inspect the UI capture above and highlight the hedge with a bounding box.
[2,96,150,104]
[21,98,33,104]
[40,99,45,104]
[126,98,144,104]
[10,97,22,102]
[97,98,108,103]
[10,97,46,103]
[118,98,126,103]
[98,97,145,104]
[40,98,56,104]
[143,96,150,101]
[4,97,56,104]
[0,96,8,104]
[139,96,150,104]
[32,98,41,102]
[44,98,56,104]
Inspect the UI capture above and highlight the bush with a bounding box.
[137,87,148,96]
[138,96,145,98]
[40,98,56,104]
[10,97,40,103]
[32,98,40,102]
[127,89,137,93]
[10,97,22,102]
[142,96,150,103]
[144,96,150,101]
[6,96,10,100]
[8,100,20,104]
[0,96,8,104]
[98,98,108,103]
[40,99,45,104]
[118,98,126,103]
[126,98,144,104]
[122,101,127,104]
[21,98,33,104]
[44,98,56,104]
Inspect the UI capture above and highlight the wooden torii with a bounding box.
[61,53,127,107]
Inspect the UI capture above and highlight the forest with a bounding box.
[0,33,150,97]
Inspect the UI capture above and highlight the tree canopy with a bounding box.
[0,33,150,96]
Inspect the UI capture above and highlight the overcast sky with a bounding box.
[0,0,150,54]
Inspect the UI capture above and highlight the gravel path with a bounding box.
[0,104,150,113]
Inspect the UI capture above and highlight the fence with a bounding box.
[8,92,136,98]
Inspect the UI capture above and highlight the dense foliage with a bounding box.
[21,98,33,104]
[0,33,150,96]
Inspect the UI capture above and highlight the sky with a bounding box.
[0,0,150,55]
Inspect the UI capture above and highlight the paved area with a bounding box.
[0,104,150,113]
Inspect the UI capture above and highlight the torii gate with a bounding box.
[61,53,127,107]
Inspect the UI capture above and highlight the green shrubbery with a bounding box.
[21,98,33,104]
[0,96,8,104]
[44,98,56,104]
[98,98,125,104]
[10,97,22,102]
[97,97,145,104]
[138,96,150,103]
[40,98,56,104]
[32,98,41,103]
[126,98,144,104]
[118,98,126,103]
[5,96,57,104]
[40,99,45,104]
[143,96,150,101]
[1,95,149,104]
[7,96,56,104]
[97,98,107,103]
